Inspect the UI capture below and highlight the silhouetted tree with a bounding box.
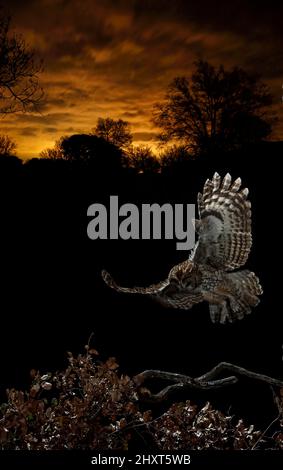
[0,137,22,172]
[94,117,132,149]
[0,12,43,114]
[0,134,16,156]
[153,60,275,155]
[40,143,64,160]
[125,145,159,173]
[159,145,193,172]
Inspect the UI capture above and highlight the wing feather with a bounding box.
[101,270,169,294]
[155,291,203,309]
[102,269,204,310]
[191,173,252,270]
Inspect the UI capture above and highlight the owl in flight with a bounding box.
[102,173,263,323]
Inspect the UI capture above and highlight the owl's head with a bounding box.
[168,260,196,288]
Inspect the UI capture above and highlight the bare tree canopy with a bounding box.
[125,144,160,173]
[0,12,43,114]
[153,60,275,155]
[0,134,16,155]
[40,141,64,160]
[94,117,132,149]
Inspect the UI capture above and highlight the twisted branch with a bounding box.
[134,362,283,403]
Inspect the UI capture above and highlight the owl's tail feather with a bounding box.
[101,270,169,294]
[209,270,263,324]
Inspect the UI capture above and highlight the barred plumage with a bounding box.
[102,173,263,324]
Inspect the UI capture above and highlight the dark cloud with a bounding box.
[43,127,58,134]
[132,132,157,142]
[15,112,72,125]
[122,110,147,118]
[19,127,38,137]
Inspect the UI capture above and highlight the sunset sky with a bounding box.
[2,0,283,159]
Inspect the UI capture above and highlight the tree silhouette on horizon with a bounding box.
[94,117,133,150]
[0,134,16,156]
[153,60,276,156]
[41,133,124,173]
[125,144,160,173]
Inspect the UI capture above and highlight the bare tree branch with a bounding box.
[0,13,43,114]
[198,362,283,388]
[134,362,283,403]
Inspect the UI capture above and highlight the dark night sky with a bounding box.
[1,0,283,158]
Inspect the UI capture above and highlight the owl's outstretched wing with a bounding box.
[191,172,252,271]
[102,269,204,309]
[101,269,169,294]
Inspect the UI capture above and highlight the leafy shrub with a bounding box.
[0,348,282,450]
